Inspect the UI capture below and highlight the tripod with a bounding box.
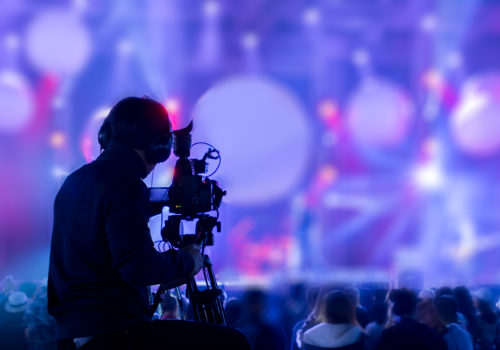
[151,251,227,325]
[186,254,227,325]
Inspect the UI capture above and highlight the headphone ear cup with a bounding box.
[98,118,112,151]
[145,132,172,164]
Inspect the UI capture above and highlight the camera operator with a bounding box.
[48,97,250,350]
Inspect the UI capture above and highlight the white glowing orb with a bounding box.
[413,162,445,191]
[81,107,111,162]
[451,73,500,156]
[25,9,92,75]
[346,78,415,147]
[0,71,34,132]
[191,75,313,205]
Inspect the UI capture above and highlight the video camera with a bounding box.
[149,121,228,325]
[149,121,226,248]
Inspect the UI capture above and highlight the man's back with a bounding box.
[48,142,193,340]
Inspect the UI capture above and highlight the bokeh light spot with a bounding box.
[451,73,500,156]
[346,78,414,147]
[0,71,34,132]
[25,9,92,75]
[49,131,67,148]
[192,75,313,204]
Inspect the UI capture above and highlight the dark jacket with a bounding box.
[376,317,447,350]
[48,141,194,339]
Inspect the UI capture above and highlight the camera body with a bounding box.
[149,121,225,248]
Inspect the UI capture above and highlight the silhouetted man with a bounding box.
[48,97,249,350]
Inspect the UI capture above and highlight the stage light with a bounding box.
[420,14,438,32]
[0,70,34,132]
[25,9,91,75]
[49,131,66,148]
[413,161,444,191]
[319,165,338,185]
[116,39,133,56]
[241,32,259,51]
[73,0,88,12]
[165,98,180,115]
[191,75,313,204]
[450,73,500,156]
[346,77,414,147]
[317,99,339,123]
[203,1,220,17]
[422,69,444,91]
[303,7,320,26]
[352,48,370,67]
[52,166,69,179]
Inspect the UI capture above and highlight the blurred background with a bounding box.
[1,0,500,288]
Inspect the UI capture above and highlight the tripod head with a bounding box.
[149,120,226,248]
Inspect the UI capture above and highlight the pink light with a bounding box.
[317,99,340,127]
[165,98,181,130]
[81,136,92,163]
[49,131,66,148]
[422,69,458,109]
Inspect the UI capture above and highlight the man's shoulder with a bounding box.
[58,161,147,205]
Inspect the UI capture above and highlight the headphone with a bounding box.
[98,116,172,164]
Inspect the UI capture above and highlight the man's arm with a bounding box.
[104,178,195,285]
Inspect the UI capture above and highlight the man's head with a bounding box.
[434,295,458,325]
[389,288,417,318]
[323,290,356,325]
[98,97,172,171]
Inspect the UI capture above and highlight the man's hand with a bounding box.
[180,243,203,277]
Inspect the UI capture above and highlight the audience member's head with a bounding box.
[373,288,388,305]
[474,288,493,306]
[418,289,436,301]
[371,302,388,325]
[225,297,244,327]
[242,289,267,316]
[434,295,458,325]
[160,293,179,320]
[345,287,360,308]
[5,291,29,313]
[323,290,356,325]
[435,287,454,299]
[416,298,440,331]
[476,298,497,325]
[389,289,417,318]
[453,286,476,323]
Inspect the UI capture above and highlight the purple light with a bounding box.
[0,71,34,132]
[191,75,313,204]
[451,73,500,156]
[25,9,92,75]
[346,78,415,147]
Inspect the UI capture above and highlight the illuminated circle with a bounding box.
[49,131,66,148]
[0,71,33,132]
[25,9,91,75]
[81,107,110,162]
[191,75,313,205]
[346,78,414,147]
[451,73,500,156]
